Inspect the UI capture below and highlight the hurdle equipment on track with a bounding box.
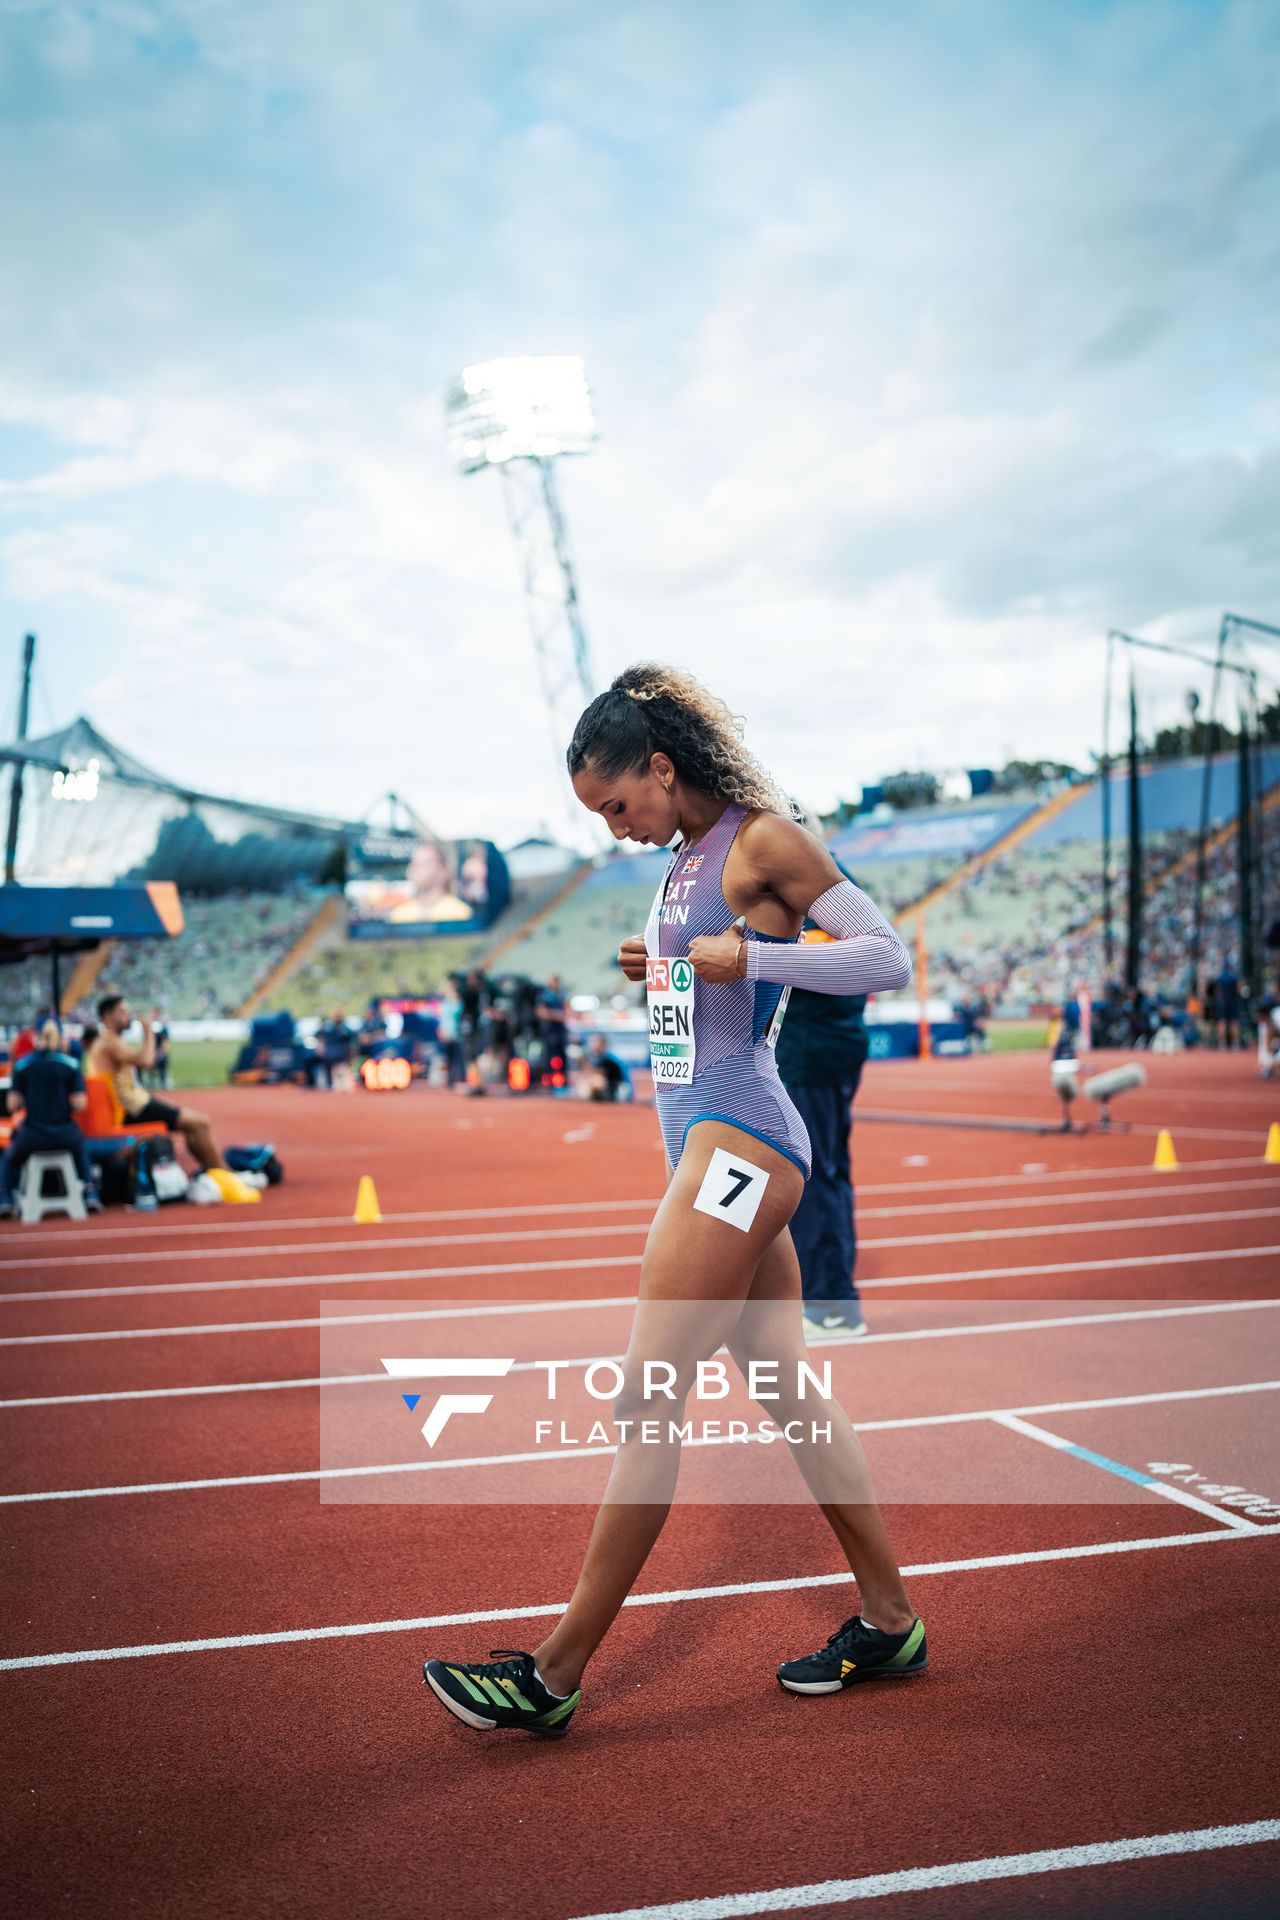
[1152,1129,1179,1171]
[1266,1123,1280,1165]
[353,1174,382,1224]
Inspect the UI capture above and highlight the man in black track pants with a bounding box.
[775,868,872,1340]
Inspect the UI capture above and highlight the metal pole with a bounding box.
[1101,633,1114,977]
[1126,665,1143,993]
[915,913,931,1060]
[4,632,35,884]
[536,456,595,704]
[1238,699,1254,992]
[1191,618,1226,992]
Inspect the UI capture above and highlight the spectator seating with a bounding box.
[94,890,324,1019]
[493,853,666,1002]
[265,868,585,1016]
[0,957,57,1029]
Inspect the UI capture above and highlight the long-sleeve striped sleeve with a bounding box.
[745,879,912,995]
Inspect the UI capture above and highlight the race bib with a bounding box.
[647,955,696,1083]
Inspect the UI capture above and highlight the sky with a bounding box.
[1,0,1277,849]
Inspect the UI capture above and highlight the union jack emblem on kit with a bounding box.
[682,854,705,873]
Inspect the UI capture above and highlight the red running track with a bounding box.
[1,1050,1278,1919]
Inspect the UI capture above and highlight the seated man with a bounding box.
[0,1019,102,1216]
[87,993,225,1171]
[579,1032,627,1102]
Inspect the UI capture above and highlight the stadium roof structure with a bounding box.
[0,715,376,892]
[0,880,183,1010]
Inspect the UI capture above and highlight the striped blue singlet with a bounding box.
[644,802,812,1179]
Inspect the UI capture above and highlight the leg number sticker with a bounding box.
[692,1147,769,1233]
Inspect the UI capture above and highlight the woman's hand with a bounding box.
[687,930,746,983]
[618,935,649,983]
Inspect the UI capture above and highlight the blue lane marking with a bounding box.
[1060,1441,1155,1489]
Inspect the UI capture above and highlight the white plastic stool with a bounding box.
[17,1151,87,1224]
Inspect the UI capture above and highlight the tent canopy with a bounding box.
[0,883,183,963]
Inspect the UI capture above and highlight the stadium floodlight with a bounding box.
[445,357,599,813]
[445,357,597,474]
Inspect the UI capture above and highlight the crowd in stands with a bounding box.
[922,824,1278,1021]
[103,890,321,1019]
[276,934,486,1019]
[271,869,578,1017]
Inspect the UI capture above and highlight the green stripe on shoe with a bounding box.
[447,1667,491,1705]
[475,1676,514,1709]
[535,1691,580,1727]
[499,1676,536,1711]
[887,1619,925,1667]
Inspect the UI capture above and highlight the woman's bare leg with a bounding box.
[725,1228,914,1631]
[532,1122,803,1695]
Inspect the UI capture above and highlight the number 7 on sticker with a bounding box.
[693,1146,769,1233]
[721,1167,752,1208]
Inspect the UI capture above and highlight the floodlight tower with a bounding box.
[445,357,599,769]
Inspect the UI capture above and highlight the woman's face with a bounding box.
[572,756,679,846]
[407,839,450,898]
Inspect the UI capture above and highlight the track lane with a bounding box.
[4,1539,1276,1920]
[2,1310,1277,1500]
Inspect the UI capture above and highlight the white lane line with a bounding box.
[9,1176,1277,1275]
[862,1107,1270,1144]
[5,1248,1280,1350]
[991,1413,1263,1532]
[3,1526,1276,1670]
[857,1242,1280,1292]
[0,1263,642,1342]
[861,1377,1280,1431]
[6,1371,1279,1505]
[0,1220,651,1277]
[8,1155,1272,1246]
[1,1237,647,1302]
[564,1821,1280,1920]
[863,1175,1280,1220]
[11,1205,1280,1305]
[3,1305,1279,1410]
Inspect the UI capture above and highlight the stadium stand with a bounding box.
[0,956,58,1029]
[92,891,323,1020]
[487,852,665,1003]
[830,796,1044,916]
[265,865,586,1015]
[921,750,1280,1011]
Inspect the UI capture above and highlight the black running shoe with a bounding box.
[423,1648,580,1736]
[777,1614,927,1694]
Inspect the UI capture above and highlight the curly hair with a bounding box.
[566,663,793,815]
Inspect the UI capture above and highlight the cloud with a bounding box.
[0,0,1277,847]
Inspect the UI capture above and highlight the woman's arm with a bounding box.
[690,811,911,994]
[746,878,912,994]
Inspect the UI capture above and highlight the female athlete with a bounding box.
[424,664,926,1738]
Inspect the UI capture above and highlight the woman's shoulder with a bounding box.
[733,808,841,901]
[735,808,812,862]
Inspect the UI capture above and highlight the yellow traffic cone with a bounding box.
[1152,1129,1178,1172]
[353,1174,382,1224]
[1265,1123,1280,1166]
